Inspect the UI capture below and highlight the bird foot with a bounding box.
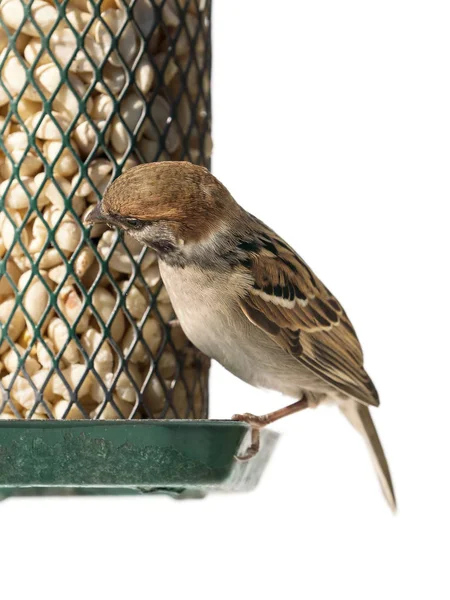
[232,413,263,461]
[232,412,271,428]
[231,398,308,461]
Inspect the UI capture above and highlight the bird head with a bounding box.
[84,161,238,257]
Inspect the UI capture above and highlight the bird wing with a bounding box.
[237,220,379,406]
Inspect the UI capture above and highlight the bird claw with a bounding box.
[234,443,260,462]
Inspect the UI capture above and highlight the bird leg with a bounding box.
[232,396,308,461]
[233,397,308,428]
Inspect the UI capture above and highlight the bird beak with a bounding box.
[84,203,108,225]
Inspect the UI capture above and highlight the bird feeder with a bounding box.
[0,0,274,496]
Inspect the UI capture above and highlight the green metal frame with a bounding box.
[0,0,212,421]
[0,420,278,498]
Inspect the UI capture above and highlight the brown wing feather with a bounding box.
[238,221,379,407]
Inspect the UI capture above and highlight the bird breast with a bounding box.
[158,259,249,361]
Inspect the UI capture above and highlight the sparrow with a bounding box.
[85,161,396,511]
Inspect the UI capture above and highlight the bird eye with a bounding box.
[126,218,140,228]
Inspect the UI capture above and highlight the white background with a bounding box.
[2,1,450,599]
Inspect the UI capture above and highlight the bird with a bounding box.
[85,160,396,511]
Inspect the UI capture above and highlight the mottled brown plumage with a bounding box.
[85,161,396,511]
[238,220,379,407]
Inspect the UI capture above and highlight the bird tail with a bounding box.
[338,400,396,512]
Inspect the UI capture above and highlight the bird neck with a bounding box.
[159,213,256,271]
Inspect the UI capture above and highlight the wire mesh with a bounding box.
[0,0,211,420]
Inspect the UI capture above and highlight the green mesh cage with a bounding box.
[0,0,212,421]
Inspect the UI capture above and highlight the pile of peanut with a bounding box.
[0,0,211,420]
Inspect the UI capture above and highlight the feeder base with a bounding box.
[0,420,278,499]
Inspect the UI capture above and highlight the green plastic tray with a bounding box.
[0,420,278,499]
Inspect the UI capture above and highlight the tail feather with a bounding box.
[339,400,396,512]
